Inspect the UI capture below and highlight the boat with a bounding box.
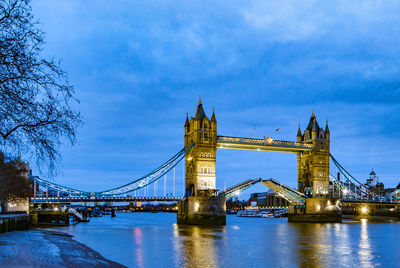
[237,210,259,217]
[226,209,237,215]
[273,209,288,218]
[258,211,274,218]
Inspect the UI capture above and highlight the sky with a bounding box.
[29,0,400,198]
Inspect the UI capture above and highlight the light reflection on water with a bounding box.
[50,213,400,267]
[358,219,373,268]
[133,227,144,268]
[173,224,224,267]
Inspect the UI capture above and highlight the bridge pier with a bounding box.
[288,198,342,223]
[177,196,226,225]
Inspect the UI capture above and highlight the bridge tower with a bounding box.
[297,112,330,197]
[184,99,217,196]
[290,112,341,222]
[178,99,226,225]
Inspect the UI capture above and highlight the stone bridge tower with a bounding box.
[184,99,217,197]
[178,99,226,225]
[290,112,340,223]
[296,112,330,197]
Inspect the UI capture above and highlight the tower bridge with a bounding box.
[179,99,336,224]
[27,99,400,225]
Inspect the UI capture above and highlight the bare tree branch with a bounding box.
[0,0,82,176]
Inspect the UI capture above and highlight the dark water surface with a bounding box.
[51,213,400,267]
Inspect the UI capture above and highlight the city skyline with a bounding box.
[28,1,400,195]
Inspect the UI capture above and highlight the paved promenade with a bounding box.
[0,229,125,267]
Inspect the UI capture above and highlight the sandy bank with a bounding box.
[0,229,126,267]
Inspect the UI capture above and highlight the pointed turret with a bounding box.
[211,107,216,122]
[304,111,320,140]
[184,112,190,134]
[185,112,190,127]
[297,124,302,142]
[325,120,330,133]
[211,107,217,132]
[194,97,206,121]
[324,120,330,140]
[312,121,318,131]
[306,111,320,132]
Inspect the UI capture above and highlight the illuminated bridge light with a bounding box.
[361,207,368,214]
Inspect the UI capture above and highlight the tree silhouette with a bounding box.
[0,153,30,212]
[0,0,81,176]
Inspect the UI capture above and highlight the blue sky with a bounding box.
[30,1,400,198]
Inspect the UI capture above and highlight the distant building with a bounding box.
[249,190,289,208]
[362,169,400,196]
[364,170,386,195]
[366,170,379,188]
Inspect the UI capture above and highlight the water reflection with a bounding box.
[358,219,373,268]
[333,223,353,266]
[173,224,225,267]
[133,227,144,268]
[290,223,335,267]
[51,214,397,267]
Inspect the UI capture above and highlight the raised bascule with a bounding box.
[178,100,341,224]
[27,99,400,225]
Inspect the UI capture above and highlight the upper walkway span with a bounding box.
[216,136,314,153]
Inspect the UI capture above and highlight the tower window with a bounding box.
[200,167,211,174]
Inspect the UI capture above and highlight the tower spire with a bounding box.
[211,107,216,122]
[297,123,302,137]
[325,120,330,133]
[185,112,190,127]
[195,98,206,120]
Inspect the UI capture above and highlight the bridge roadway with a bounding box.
[30,196,186,204]
[216,136,313,153]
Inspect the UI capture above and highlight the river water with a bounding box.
[50,213,400,267]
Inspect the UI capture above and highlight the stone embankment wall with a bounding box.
[0,213,30,233]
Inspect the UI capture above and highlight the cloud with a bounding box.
[25,1,400,194]
[242,1,320,42]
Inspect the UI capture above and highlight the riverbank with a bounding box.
[0,229,125,267]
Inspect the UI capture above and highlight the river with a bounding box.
[50,213,400,267]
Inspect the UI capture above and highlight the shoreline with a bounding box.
[0,229,126,267]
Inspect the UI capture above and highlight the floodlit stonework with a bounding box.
[179,99,226,225]
[297,112,331,197]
